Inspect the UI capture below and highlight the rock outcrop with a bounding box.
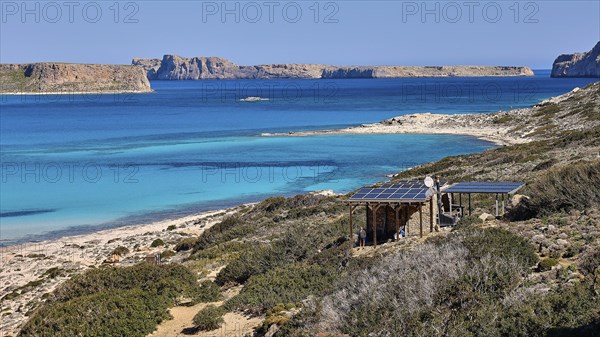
[133,55,535,80]
[0,63,152,93]
[551,41,600,78]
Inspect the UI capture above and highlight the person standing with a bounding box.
[359,227,367,249]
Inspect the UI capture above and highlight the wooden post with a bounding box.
[468,193,472,216]
[395,205,400,240]
[372,204,379,248]
[349,204,356,245]
[419,204,423,238]
[405,204,410,237]
[459,193,462,216]
[429,198,434,232]
[495,193,499,218]
[502,194,506,214]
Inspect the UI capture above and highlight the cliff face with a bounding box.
[133,55,535,80]
[0,63,152,93]
[551,41,600,78]
[133,55,326,80]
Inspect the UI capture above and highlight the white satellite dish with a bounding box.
[426,188,434,198]
[424,176,434,188]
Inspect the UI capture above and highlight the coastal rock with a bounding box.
[551,41,600,78]
[132,55,535,80]
[0,63,152,93]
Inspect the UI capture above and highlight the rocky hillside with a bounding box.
[133,55,534,80]
[551,41,600,78]
[0,63,152,93]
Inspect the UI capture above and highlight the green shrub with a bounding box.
[51,263,201,303]
[526,160,600,216]
[160,250,176,259]
[174,237,197,252]
[151,239,165,247]
[111,246,130,256]
[19,289,169,337]
[454,215,483,230]
[538,258,559,271]
[463,228,539,268]
[20,263,202,337]
[166,225,177,231]
[579,245,600,275]
[197,280,223,303]
[192,305,225,331]
[563,241,583,258]
[259,196,286,212]
[224,263,337,315]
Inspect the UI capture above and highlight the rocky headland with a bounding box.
[551,41,600,78]
[0,63,152,94]
[132,55,535,80]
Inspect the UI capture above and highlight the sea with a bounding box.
[1,70,597,244]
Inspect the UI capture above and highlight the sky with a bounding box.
[1,0,599,68]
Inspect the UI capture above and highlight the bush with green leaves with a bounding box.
[174,237,197,252]
[454,215,484,230]
[151,238,165,247]
[192,305,225,331]
[538,257,559,271]
[197,280,223,303]
[19,289,169,337]
[19,263,201,337]
[111,246,130,256]
[224,263,337,316]
[526,160,600,216]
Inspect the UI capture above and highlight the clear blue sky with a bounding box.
[1,0,599,68]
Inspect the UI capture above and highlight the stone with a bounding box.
[551,41,600,78]
[479,213,494,221]
[556,239,569,247]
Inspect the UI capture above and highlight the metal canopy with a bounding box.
[443,181,524,194]
[348,180,434,203]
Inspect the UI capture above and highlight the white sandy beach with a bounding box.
[0,205,247,336]
[260,111,531,146]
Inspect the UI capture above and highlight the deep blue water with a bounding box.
[1,71,597,244]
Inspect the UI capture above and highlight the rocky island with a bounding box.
[0,63,152,94]
[551,41,600,78]
[133,54,535,80]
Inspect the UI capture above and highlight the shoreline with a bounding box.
[259,111,532,146]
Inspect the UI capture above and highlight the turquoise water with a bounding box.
[1,72,597,243]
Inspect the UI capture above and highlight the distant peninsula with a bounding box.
[132,54,535,80]
[551,41,600,78]
[0,63,152,94]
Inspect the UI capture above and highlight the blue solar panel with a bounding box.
[349,180,438,201]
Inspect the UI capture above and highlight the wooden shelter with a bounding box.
[347,181,438,247]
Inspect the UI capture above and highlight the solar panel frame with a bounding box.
[443,182,524,194]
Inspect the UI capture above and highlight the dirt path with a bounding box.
[148,286,262,337]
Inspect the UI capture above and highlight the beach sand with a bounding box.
[260,111,532,146]
[0,205,248,336]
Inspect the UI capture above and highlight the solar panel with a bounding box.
[444,182,524,194]
[348,180,438,202]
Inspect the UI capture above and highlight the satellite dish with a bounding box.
[426,188,434,198]
[424,176,434,188]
